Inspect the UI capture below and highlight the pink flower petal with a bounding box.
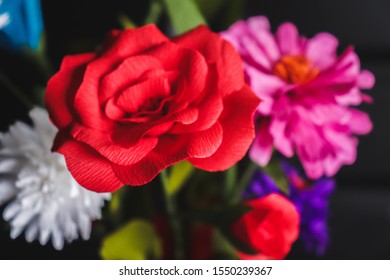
[276,22,301,55]
[245,64,286,101]
[247,16,271,32]
[269,118,294,158]
[250,120,273,166]
[358,70,375,89]
[345,109,373,135]
[305,32,338,69]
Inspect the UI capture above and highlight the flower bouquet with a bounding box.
[0,0,373,259]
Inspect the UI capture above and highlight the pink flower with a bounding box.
[221,16,374,179]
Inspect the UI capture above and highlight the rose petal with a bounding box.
[70,124,158,165]
[247,194,299,259]
[115,76,170,114]
[146,42,208,106]
[73,56,119,130]
[169,72,223,133]
[174,25,245,95]
[45,53,95,129]
[189,85,260,171]
[233,194,299,260]
[56,139,123,192]
[102,24,169,58]
[111,123,223,186]
[99,55,164,104]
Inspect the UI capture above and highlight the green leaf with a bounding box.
[222,0,245,27]
[166,161,194,196]
[100,219,161,260]
[263,160,289,194]
[163,0,207,35]
[144,0,163,24]
[212,229,238,259]
[108,186,126,214]
[183,204,252,227]
[118,13,137,29]
[194,0,224,20]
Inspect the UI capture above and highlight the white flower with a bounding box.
[0,107,111,250]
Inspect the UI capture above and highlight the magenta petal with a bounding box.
[305,32,338,69]
[247,16,271,32]
[270,118,294,158]
[250,120,273,166]
[358,70,375,89]
[346,109,373,135]
[276,22,301,55]
[246,65,286,99]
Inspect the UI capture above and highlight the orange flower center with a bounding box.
[273,55,319,84]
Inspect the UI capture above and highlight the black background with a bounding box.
[1,0,390,259]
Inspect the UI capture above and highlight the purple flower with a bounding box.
[246,161,335,255]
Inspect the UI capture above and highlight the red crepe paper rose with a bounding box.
[231,194,300,259]
[45,24,260,192]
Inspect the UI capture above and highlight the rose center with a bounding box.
[273,55,319,84]
[139,97,163,112]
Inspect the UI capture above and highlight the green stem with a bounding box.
[160,169,185,259]
[224,165,237,200]
[118,13,137,29]
[145,0,163,24]
[23,34,53,81]
[229,161,258,204]
[0,70,34,109]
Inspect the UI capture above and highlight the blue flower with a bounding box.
[0,0,43,50]
[245,161,335,255]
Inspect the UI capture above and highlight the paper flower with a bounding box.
[45,24,260,192]
[0,0,44,49]
[222,16,374,179]
[231,194,300,260]
[245,161,335,255]
[0,107,111,250]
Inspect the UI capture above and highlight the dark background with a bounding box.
[1,0,390,259]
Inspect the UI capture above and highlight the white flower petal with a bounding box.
[39,227,51,246]
[11,209,36,228]
[10,226,23,239]
[0,157,22,173]
[0,179,17,204]
[25,221,39,243]
[3,201,20,221]
[0,107,111,250]
[78,212,92,240]
[51,225,64,250]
